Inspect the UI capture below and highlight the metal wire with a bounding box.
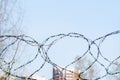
[0,30,120,80]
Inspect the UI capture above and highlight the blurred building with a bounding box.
[0,73,46,80]
[21,74,46,80]
[0,74,16,80]
[53,67,80,80]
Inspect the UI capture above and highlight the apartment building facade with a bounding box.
[53,67,80,80]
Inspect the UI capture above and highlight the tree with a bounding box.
[110,62,120,80]
[75,56,98,79]
[0,0,23,79]
[0,0,23,35]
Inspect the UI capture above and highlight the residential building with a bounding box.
[53,67,80,80]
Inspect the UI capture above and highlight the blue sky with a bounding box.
[22,0,120,38]
[20,0,120,79]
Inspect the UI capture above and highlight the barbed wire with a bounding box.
[0,30,120,80]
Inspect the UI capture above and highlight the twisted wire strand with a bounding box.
[0,30,120,80]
